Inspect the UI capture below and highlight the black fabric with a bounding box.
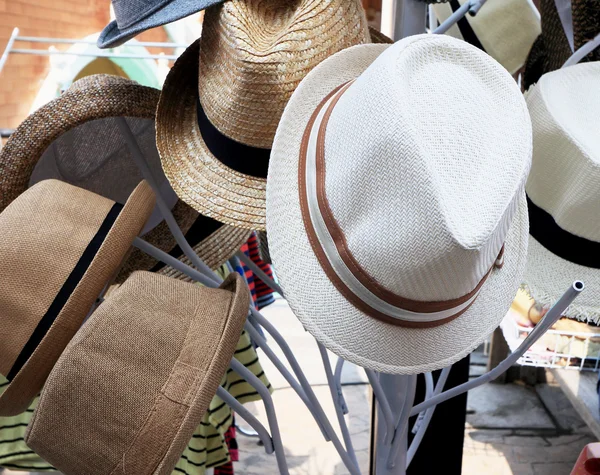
[6,203,123,381]
[149,213,223,273]
[407,355,470,475]
[528,195,600,269]
[449,0,486,52]
[196,98,270,179]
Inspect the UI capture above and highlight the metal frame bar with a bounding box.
[0,27,19,76]
[10,49,179,60]
[563,32,600,68]
[14,36,187,48]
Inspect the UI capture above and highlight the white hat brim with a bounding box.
[524,237,599,323]
[267,43,529,374]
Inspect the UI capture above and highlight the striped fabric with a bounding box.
[239,233,276,310]
[0,265,271,475]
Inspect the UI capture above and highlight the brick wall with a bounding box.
[0,0,168,131]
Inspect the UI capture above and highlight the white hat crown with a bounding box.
[308,35,531,311]
[526,62,600,242]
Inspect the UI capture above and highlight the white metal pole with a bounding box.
[0,28,19,77]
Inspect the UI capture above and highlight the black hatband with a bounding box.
[6,202,123,381]
[196,98,270,179]
[528,195,600,269]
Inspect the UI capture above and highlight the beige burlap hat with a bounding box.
[156,0,391,231]
[26,271,250,475]
[0,74,249,283]
[523,62,600,323]
[0,179,155,416]
[432,0,541,74]
[267,35,532,374]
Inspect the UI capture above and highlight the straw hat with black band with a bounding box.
[26,271,250,475]
[0,74,249,283]
[0,179,155,416]
[267,34,532,374]
[523,61,600,322]
[156,0,392,232]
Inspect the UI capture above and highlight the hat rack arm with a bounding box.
[334,357,349,414]
[410,280,585,417]
[317,343,360,470]
[234,250,284,296]
[562,32,600,68]
[115,118,220,286]
[228,359,289,474]
[132,238,362,475]
[215,386,274,454]
[365,369,395,445]
[432,0,488,35]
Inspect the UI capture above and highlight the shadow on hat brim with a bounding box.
[0,181,155,416]
[524,237,599,323]
[266,43,530,375]
[156,29,392,232]
[97,0,224,49]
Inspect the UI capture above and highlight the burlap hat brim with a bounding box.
[0,180,156,416]
[156,29,392,232]
[266,43,530,375]
[0,74,248,280]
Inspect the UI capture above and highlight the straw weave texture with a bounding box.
[1,74,246,281]
[157,2,388,231]
[266,38,530,374]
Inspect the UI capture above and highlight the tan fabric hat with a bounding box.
[157,0,390,231]
[0,179,155,416]
[26,271,250,475]
[0,74,249,282]
[267,35,532,374]
[524,62,600,323]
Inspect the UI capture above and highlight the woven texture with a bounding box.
[432,0,540,74]
[0,179,155,416]
[26,271,250,475]
[0,74,247,281]
[524,0,600,87]
[156,0,383,231]
[524,62,600,322]
[266,37,531,374]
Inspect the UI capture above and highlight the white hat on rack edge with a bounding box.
[266,34,532,375]
[524,62,600,323]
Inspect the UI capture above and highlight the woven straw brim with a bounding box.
[1,74,245,280]
[524,237,599,323]
[157,29,392,232]
[0,181,155,416]
[266,44,530,374]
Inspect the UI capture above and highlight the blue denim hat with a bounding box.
[97,0,224,48]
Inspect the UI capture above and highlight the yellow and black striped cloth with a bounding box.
[0,266,272,475]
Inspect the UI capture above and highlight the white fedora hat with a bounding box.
[266,34,532,374]
[524,61,600,323]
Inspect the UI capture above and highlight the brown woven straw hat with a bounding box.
[157,0,390,231]
[0,74,249,282]
[26,271,250,475]
[0,179,155,416]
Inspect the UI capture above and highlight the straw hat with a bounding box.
[0,179,155,416]
[266,35,532,374]
[432,0,541,75]
[523,0,600,88]
[26,271,249,475]
[0,74,249,282]
[523,62,600,323]
[156,0,391,231]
